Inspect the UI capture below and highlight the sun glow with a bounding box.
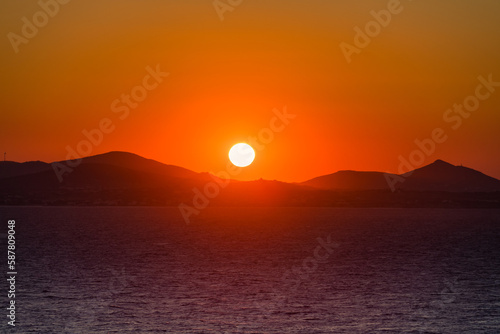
[228,143,255,167]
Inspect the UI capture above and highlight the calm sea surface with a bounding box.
[1,207,500,333]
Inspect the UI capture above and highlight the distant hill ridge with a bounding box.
[0,151,196,180]
[302,159,500,192]
[1,152,499,200]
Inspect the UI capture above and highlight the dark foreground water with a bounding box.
[1,207,500,333]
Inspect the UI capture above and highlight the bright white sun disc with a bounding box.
[229,143,255,167]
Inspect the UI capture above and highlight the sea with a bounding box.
[1,206,500,333]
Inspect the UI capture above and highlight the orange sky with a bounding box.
[1,0,500,182]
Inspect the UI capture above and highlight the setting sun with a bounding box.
[228,143,255,167]
[1,1,500,332]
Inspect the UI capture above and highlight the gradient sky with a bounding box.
[1,0,500,182]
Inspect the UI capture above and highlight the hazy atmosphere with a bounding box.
[2,1,500,333]
[2,0,500,181]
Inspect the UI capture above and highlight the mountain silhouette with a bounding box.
[400,159,500,192]
[302,160,500,193]
[0,152,214,198]
[0,161,52,179]
[302,171,394,190]
[1,152,499,207]
[77,151,198,180]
